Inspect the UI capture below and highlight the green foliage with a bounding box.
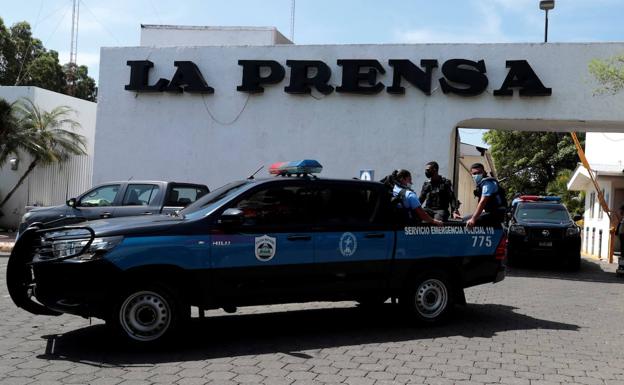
[0,17,96,101]
[483,130,584,199]
[0,97,87,208]
[546,169,585,216]
[589,55,624,95]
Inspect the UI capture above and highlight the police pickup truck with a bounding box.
[7,160,506,344]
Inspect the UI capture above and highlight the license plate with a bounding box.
[539,241,552,247]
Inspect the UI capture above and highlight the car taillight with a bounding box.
[495,235,507,261]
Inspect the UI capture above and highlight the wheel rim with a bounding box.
[119,290,171,342]
[414,278,448,319]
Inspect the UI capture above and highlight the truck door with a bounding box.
[209,182,318,304]
[75,184,122,220]
[114,183,163,217]
[314,183,394,294]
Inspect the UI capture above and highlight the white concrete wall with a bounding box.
[95,43,624,193]
[585,132,624,169]
[0,87,97,229]
[581,176,624,259]
[140,25,292,47]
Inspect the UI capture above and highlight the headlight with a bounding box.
[566,227,580,236]
[509,225,526,236]
[33,233,123,263]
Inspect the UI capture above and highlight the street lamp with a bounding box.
[540,0,555,43]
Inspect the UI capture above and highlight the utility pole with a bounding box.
[68,0,80,95]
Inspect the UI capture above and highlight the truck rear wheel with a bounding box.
[401,271,453,323]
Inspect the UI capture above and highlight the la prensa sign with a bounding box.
[125,58,552,97]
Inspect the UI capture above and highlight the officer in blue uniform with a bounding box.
[393,169,443,226]
[466,163,507,228]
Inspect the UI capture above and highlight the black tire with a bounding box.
[108,284,187,344]
[401,270,454,323]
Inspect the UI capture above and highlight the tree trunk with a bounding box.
[0,159,38,209]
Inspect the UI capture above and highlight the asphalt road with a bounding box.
[0,256,623,385]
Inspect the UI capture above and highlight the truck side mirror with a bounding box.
[573,214,583,222]
[66,198,77,208]
[218,208,244,226]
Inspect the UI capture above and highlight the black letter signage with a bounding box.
[125,60,213,93]
[387,59,438,95]
[164,61,214,93]
[284,60,334,95]
[237,60,286,93]
[493,60,552,96]
[336,60,385,94]
[125,60,168,92]
[439,59,488,96]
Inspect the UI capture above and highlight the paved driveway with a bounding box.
[0,256,623,385]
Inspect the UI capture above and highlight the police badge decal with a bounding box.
[255,235,277,261]
[339,232,357,257]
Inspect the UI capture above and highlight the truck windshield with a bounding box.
[516,204,571,221]
[179,180,253,220]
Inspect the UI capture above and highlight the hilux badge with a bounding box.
[255,235,276,261]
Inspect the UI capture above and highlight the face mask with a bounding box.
[406,182,413,189]
[424,170,433,179]
[472,174,483,184]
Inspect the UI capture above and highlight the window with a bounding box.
[234,185,316,227]
[122,184,160,206]
[598,189,605,220]
[315,184,380,226]
[79,185,120,207]
[165,185,209,207]
[589,192,595,219]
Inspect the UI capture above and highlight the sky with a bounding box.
[3,0,624,147]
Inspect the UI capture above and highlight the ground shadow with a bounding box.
[507,256,622,284]
[37,302,578,366]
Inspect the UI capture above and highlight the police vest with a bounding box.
[421,177,454,211]
[474,177,508,212]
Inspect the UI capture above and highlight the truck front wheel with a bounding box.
[109,284,186,344]
[401,271,453,323]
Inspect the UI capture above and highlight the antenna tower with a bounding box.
[290,0,295,42]
[68,0,80,95]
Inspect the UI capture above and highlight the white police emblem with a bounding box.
[255,235,276,261]
[339,232,357,257]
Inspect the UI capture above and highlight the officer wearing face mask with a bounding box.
[419,161,461,221]
[393,169,443,226]
[466,163,507,228]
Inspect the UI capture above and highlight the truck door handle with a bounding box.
[365,233,385,239]
[287,235,311,241]
[142,211,153,215]
[100,212,112,218]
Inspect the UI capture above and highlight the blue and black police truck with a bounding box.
[7,160,506,344]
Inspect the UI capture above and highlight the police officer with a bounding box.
[419,161,460,221]
[466,163,507,228]
[394,169,443,226]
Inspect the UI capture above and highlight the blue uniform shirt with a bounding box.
[481,179,498,197]
[393,185,421,209]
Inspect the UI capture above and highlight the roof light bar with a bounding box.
[269,160,323,176]
[518,195,561,202]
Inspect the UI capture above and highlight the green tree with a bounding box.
[546,169,585,216]
[589,55,624,94]
[0,17,96,101]
[483,130,584,198]
[0,98,87,209]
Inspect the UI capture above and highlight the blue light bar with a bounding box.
[269,160,323,176]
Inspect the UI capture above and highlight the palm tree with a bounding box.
[0,98,87,210]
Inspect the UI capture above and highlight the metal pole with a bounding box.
[544,9,549,43]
